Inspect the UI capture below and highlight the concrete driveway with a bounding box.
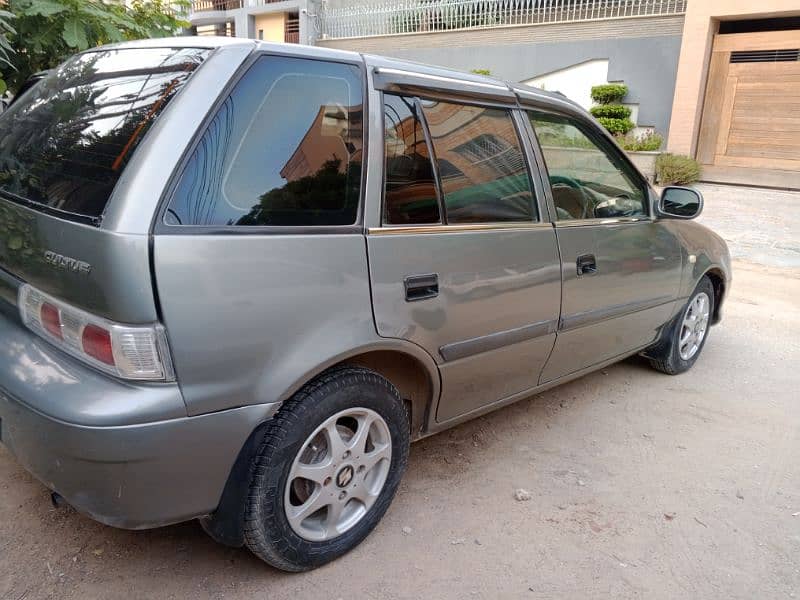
[1,185,799,600]
[697,182,800,269]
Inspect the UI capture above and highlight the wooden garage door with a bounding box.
[697,30,800,178]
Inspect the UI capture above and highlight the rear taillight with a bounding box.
[18,284,174,381]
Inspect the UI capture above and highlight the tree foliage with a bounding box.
[1,0,189,94]
[0,9,14,95]
[590,84,628,105]
[589,104,631,120]
[590,83,632,136]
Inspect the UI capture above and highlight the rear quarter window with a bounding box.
[165,55,364,227]
[0,47,208,224]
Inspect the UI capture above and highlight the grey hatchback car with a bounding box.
[0,38,730,571]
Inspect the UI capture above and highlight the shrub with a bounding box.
[591,83,628,104]
[590,104,632,119]
[597,116,634,135]
[616,130,664,152]
[655,153,702,185]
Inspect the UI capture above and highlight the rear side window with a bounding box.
[383,94,440,225]
[167,56,363,227]
[419,101,535,224]
[0,47,208,224]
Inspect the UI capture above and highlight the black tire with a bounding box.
[243,366,410,572]
[647,276,715,375]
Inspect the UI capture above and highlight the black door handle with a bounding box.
[404,273,439,301]
[576,254,597,276]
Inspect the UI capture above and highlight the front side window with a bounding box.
[419,101,535,224]
[527,111,647,221]
[167,56,363,227]
[383,94,440,225]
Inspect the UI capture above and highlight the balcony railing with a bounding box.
[191,0,241,12]
[319,0,687,40]
[190,0,289,13]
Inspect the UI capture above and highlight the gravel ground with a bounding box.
[1,186,798,600]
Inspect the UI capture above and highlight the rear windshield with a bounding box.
[0,47,208,224]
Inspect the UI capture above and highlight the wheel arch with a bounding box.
[703,267,727,325]
[201,341,441,548]
[275,340,441,440]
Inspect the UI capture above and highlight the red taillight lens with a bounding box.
[19,284,173,381]
[40,302,63,340]
[81,324,115,366]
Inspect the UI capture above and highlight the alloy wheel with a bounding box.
[679,291,710,361]
[284,407,392,542]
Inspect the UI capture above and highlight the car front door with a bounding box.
[367,92,561,423]
[525,109,684,383]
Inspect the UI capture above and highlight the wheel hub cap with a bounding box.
[336,465,354,488]
[284,407,392,542]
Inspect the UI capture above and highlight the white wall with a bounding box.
[523,59,609,110]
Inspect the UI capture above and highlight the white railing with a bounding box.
[189,0,291,14]
[319,0,687,39]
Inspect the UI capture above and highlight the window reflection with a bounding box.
[0,48,208,222]
[420,101,534,224]
[383,94,440,225]
[168,56,363,227]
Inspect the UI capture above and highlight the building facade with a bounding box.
[188,0,308,44]
[188,0,800,188]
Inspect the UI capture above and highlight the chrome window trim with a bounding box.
[554,216,654,228]
[368,222,554,235]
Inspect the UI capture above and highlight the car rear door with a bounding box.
[365,69,561,424]
[522,106,683,383]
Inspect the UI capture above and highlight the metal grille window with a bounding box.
[730,49,800,63]
[454,133,526,177]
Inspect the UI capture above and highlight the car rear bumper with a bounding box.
[0,308,279,529]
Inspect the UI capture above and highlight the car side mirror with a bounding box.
[657,186,703,219]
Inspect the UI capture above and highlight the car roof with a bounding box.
[93,37,586,116]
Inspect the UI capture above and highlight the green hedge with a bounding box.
[615,130,664,152]
[655,153,702,185]
[589,104,632,119]
[591,84,628,104]
[597,116,634,135]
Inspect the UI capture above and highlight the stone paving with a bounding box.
[696,182,800,269]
